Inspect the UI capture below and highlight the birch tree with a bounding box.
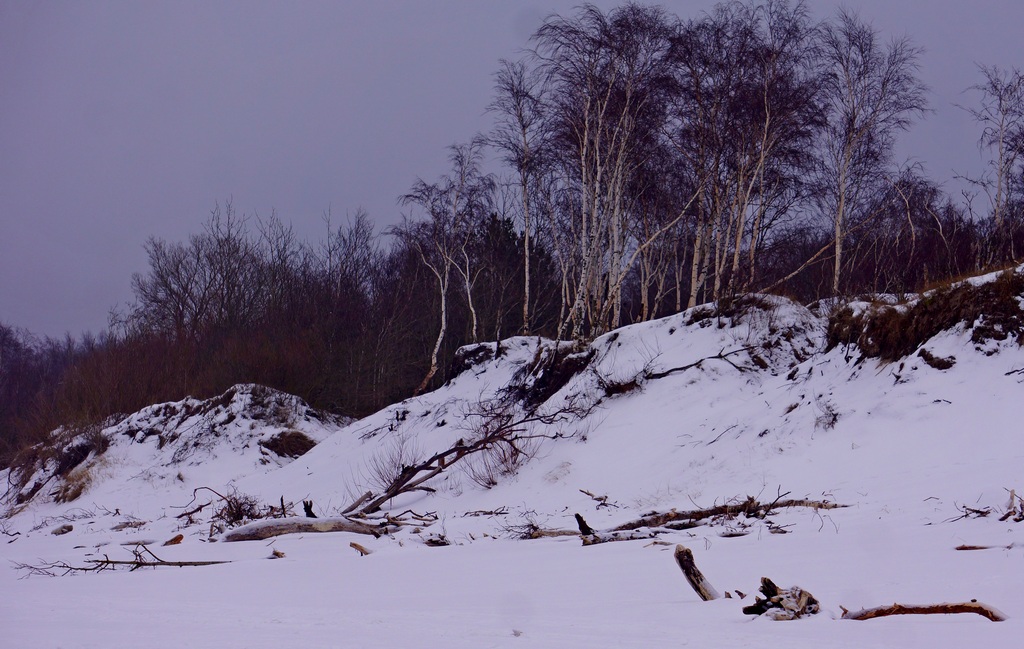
[960,64,1024,262]
[532,3,673,340]
[490,59,548,335]
[397,140,495,393]
[816,8,927,295]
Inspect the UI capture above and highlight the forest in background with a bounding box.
[3,0,1023,467]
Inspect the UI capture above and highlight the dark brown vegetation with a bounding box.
[827,269,1024,360]
[259,431,317,459]
[3,2,1024,469]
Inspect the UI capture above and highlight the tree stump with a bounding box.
[673,545,721,601]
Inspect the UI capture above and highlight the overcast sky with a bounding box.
[2,0,1022,338]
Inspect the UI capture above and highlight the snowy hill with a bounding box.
[2,270,1024,648]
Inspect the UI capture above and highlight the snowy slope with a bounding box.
[2,274,1024,648]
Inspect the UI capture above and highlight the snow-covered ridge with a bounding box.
[2,383,346,515]
[3,270,1024,648]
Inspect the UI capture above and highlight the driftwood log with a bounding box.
[221,517,383,542]
[742,577,819,619]
[574,513,658,545]
[673,545,721,601]
[613,495,844,532]
[841,602,1006,622]
[581,529,659,545]
[531,497,843,546]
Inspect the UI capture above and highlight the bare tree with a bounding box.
[532,3,674,339]
[815,8,927,295]
[959,64,1024,262]
[396,140,495,393]
[490,59,548,335]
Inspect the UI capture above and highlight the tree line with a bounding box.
[3,1,1023,467]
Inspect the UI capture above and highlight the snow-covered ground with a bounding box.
[3,278,1023,648]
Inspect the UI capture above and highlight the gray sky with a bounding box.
[2,0,1022,338]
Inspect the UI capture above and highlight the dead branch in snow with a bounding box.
[955,542,1020,551]
[221,517,384,542]
[346,396,594,515]
[349,541,372,556]
[582,529,660,545]
[571,512,657,545]
[174,486,294,528]
[673,545,721,601]
[946,503,993,521]
[462,507,509,517]
[841,601,1006,622]
[2,520,21,539]
[579,489,618,508]
[527,528,579,539]
[341,491,373,515]
[519,495,843,545]
[14,544,229,577]
[644,346,756,380]
[612,495,845,532]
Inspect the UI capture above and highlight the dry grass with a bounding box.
[827,269,1024,360]
[259,430,317,459]
[52,464,93,503]
[8,423,110,504]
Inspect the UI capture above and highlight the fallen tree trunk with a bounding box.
[581,529,659,546]
[613,496,844,532]
[221,517,384,542]
[524,528,579,540]
[841,602,1006,622]
[572,513,659,545]
[673,545,720,601]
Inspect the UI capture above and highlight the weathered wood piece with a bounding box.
[221,517,382,542]
[841,601,1007,622]
[582,529,658,545]
[673,545,721,601]
[742,577,819,620]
